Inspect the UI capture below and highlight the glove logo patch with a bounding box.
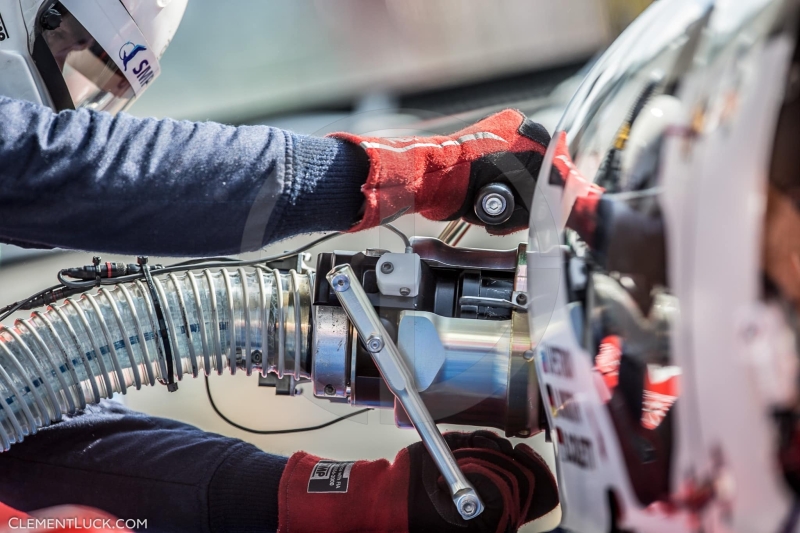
[307,460,354,493]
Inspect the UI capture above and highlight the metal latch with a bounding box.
[327,264,484,521]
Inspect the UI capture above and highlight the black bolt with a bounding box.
[399,287,411,297]
[137,256,149,265]
[516,293,528,305]
[40,8,62,30]
[251,350,263,364]
[474,183,515,225]
[381,262,394,274]
[92,256,102,266]
[324,384,336,396]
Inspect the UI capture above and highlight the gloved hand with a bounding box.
[329,110,551,235]
[278,430,559,533]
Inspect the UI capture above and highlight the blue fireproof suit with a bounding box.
[0,96,372,533]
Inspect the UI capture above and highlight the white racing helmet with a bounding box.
[528,0,800,531]
[0,0,186,113]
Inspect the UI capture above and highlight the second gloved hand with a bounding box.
[278,431,558,533]
[330,110,551,235]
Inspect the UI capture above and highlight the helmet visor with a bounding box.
[39,2,134,113]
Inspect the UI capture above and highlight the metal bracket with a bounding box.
[327,264,485,521]
[257,373,299,396]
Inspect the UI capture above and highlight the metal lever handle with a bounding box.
[326,264,484,520]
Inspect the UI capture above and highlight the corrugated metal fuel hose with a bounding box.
[0,266,313,451]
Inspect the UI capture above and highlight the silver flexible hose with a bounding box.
[0,267,313,451]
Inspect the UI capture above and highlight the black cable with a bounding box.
[0,231,346,344]
[160,232,341,273]
[165,231,341,271]
[0,283,66,322]
[55,232,343,291]
[169,256,243,266]
[139,258,177,391]
[45,232,344,296]
[57,270,95,289]
[204,376,372,435]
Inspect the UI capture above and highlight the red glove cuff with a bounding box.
[278,451,410,533]
[329,109,545,232]
[278,439,557,533]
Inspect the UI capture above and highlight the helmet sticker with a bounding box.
[119,42,147,72]
[0,10,8,41]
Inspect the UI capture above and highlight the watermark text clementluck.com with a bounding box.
[7,517,147,530]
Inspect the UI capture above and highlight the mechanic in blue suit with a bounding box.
[0,96,563,533]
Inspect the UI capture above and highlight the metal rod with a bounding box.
[326,264,484,521]
[438,220,470,246]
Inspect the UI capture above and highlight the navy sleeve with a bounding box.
[0,96,369,256]
[0,400,287,533]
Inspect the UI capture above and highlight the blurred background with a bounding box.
[131,0,635,124]
[0,1,653,531]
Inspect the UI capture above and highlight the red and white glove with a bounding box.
[278,431,558,533]
[330,109,551,235]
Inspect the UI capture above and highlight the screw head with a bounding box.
[251,350,263,364]
[380,262,394,274]
[399,287,411,297]
[482,193,507,217]
[456,493,482,520]
[523,349,535,361]
[40,8,62,30]
[324,384,336,396]
[516,293,528,306]
[331,274,350,292]
[366,335,384,353]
